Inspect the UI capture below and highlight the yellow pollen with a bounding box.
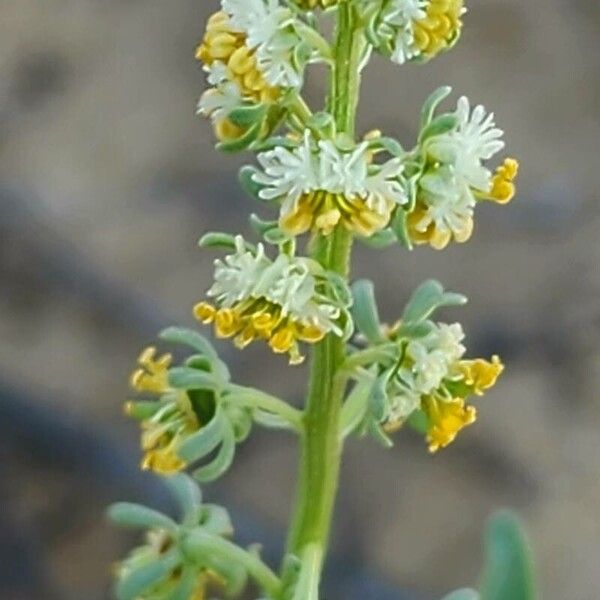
[488,158,519,204]
[413,0,464,58]
[423,396,477,453]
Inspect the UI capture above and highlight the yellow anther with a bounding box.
[215,308,241,338]
[423,396,477,453]
[269,326,296,354]
[296,323,326,343]
[407,206,473,250]
[130,347,172,394]
[194,301,217,324]
[413,0,464,58]
[488,158,519,204]
[460,355,504,395]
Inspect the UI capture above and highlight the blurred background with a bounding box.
[1,0,599,599]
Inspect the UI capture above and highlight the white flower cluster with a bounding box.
[222,0,304,87]
[379,0,428,64]
[415,96,506,243]
[208,236,344,335]
[253,132,408,215]
[387,322,466,420]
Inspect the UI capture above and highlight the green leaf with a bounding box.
[421,86,453,128]
[402,280,467,324]
[198,231,238,250]
[441,589,480,600]
[370,136,405,157]
[359,228,396,248]
[116,550,180,600]
[107,503,177,531]
[351,280,383,343]
[368,370,391,422]
[419,114,458,143]
[480,511,536,600]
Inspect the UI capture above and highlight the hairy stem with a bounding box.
[284,2,364,595]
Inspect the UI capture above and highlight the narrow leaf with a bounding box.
[351,280,383,343]
[193,420,236,483]
[421,86,453,128]
[402,280,467,324]
[177,409,225,463]
[107,503,176,531]
[116,551,179,600]
[164,474,203,524]
[168,367,219,391]
[480,511,536,600]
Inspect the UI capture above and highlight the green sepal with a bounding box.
[115,549,180,600]
[160,327,218,362]
[166,569,197,600]
[390,208,413,250]
[307,111,336,139]
[368,136,405,157]
[169,367,220,391]
[107,503,177,532]
[368,419,394,449]
[393,321,436,340]
[359,228,396,248]
[239,166,266,203]
[419,113,459,144]
[351,279,383,343]
[227,103,268,128]
[480,511,536,600]
[421,86,453,128]
[406,408,428,435]
[216,121,263,153]
[402,280,467,324]
[364,3,383,49]
[164,474,203,525]
[441,589,480,600]
[192,419,236,482]
[125,400,161,420]
[368,369,392,422]
[200,504,234,537]
[176,408,225,463]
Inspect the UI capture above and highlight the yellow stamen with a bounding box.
[460,355,504,395]
[214,308,242,338]
[280,190,393,237]
[269,326,296,354]
[488,158,519,204]
[423,396,477,453]
[406,206,473,250]
[413,0,464,58]
[130,347,172,394]
[194,301,217,324]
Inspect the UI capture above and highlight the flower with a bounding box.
[196,11,280,143]
[374,0,465,65]
[365,317,502,451]
[293,0,339,8]
[221,0,304,88]
[253,132,408,237]
[408,96,518,249]
[126,348,201,475]
[423,395,476,452]
[194,236,352,364]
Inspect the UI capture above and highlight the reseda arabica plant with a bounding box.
[109,1,519,598]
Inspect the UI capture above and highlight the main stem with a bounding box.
[285,1,364,592]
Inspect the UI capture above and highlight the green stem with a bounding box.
[284,2,365,595]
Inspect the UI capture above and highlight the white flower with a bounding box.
[427,97,505,192]
[253,132,408,208]
[398,322,466,395]
[221,0,302,88]
[380,0,427,65]
[208,236,343,334]
[417,166,475,240]
[197,78,243,122]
